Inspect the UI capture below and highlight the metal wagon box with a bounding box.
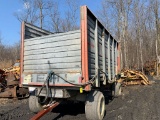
[20,6,120,91]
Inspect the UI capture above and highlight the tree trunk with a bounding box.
[40,6,43,29]
[155,0,159,76]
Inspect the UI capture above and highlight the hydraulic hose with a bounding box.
[37,69,105,104]
[37,71,53,104]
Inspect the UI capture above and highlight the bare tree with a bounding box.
[150,0,160,76]
[34,0,53,29]
[99,0,133,69]
[47,1,62,32]
[14,0,52,29]
[97,0,116,35]
[14,0,39,24]
[97,0,158,72]
[60,0,80,32]
[0,38,20,68]
[132,0,145,72]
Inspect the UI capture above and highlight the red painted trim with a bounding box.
[20,22,25,85]
[78,76,82,83]
[81,6,90,91]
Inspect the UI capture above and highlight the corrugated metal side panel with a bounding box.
[85,6,119,87]
[98,26,103,74]
[87,15,95,78]
[105,35,108,74]
[110,38,113,78]
[87,16,104,78]
[24,22,52,39]
[23,30,81,84]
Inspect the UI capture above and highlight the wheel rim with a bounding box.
[100,97,105,116]
[119,86,122,95]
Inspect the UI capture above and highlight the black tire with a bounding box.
[29,96,43,113]
[85,91,105,120]
[112,82,122,97]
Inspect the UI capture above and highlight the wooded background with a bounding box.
[0,0,160,73]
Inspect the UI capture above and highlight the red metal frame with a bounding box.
[81,6,90,91]
[20,22,25,86]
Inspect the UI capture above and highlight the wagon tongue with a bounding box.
[30,100,61,120]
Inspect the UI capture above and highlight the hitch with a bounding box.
[30,100,61,120]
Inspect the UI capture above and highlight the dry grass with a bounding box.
[0,60,13,69]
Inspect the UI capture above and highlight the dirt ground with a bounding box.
[0,79,160,120]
